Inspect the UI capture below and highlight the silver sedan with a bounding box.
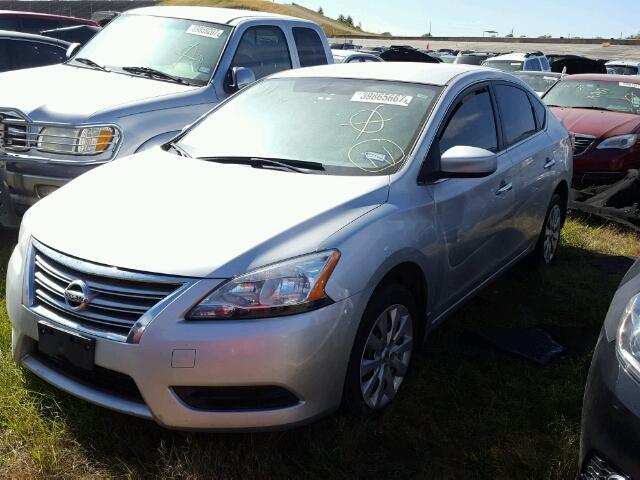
[7,62,572,430]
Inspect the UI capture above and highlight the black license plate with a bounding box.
[37,322,95,371]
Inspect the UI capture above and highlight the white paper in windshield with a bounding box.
[620,82,640,89]
[186,24,225,39]
[351,91,413,107]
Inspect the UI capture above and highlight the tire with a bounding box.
[342,281,418,414]
[531,193,566,265]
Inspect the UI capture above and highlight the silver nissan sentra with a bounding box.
[6,63,572,430]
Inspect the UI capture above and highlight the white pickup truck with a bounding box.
[0,6,332,227]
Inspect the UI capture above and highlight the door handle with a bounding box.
[544,157,556,169]
[495,181,513,195]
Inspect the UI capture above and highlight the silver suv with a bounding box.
[0,6,331,227]
[7,63,572,430]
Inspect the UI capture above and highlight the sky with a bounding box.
[281,0,640,38]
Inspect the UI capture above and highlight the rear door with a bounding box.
[492,82,555,251]
[430,84,520,309]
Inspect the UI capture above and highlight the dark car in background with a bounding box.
[0,10,97,34]
[0,30,69,73]
[547,54,607,74]
[580,258,640,479]
[543,74,640,184]
[40,25,100,45]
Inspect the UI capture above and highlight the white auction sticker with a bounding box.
[620,82,640,89]
[186,24,225,39]
[351,91,413,107]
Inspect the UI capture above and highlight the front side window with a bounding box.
[73,14,232,86]
[439,88,498,154]
[494,84,537,146]
[6,40,66,70]
[292,27,327,68]
[230,25,291,80]
[543,79,640,115]
[178,77,442,176]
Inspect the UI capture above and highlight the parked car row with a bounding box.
[0,8,637,479]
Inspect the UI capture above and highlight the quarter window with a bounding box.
[230,26,291,80]
[292,27,327,67]
[439,88,498,154]
[494,84,537,146]
[529,94,546,131]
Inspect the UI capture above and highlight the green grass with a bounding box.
[1,216,639,478]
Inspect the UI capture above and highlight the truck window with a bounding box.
[292,27,327,67]
[6,40,66,70]
[230,25,291,80]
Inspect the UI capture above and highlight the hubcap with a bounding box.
[543,204,562,263]
[360,304,413,409]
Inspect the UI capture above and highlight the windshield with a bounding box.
[543,80,640,114]
[607,65,639,75]
[482,59,523,72]
[177,77,442,175]
[518,74,560,93]
[71,14,232,86]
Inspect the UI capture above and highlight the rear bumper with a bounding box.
[7,246,369,430]
[580,332,640,478]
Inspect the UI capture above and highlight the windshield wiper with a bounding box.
[165,141,192,158]
[196,156,325,174]
[573,106,615,112]
[121,66,187,85]
[72,57,109,72]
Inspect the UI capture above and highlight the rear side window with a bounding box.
[0,18,19,31]
[526,58,542,71]
[292,27,327,67]
[540,56,550,70]
[529,94,547,130]
[231,26,291,80]
[494,84,537,146]
[439,87,498,154]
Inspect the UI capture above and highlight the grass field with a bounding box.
[1,217,639,479]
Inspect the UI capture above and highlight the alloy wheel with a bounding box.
[359,304,413,409]
[543,203,562,263]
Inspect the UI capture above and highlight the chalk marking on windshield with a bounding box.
[342,105,392,140]
[175,43,205,72]
[347,138,406,173]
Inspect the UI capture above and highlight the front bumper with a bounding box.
[580,332,640,479]
[6,246,368,430]
[573,146,640,185]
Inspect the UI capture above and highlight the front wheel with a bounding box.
[531,193,566,265]
[343,282,417,414]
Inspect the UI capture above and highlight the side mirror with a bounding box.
[230,66,256,91]
[65,43,81,59]
[440,145,497,178]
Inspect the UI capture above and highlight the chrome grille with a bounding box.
[574,134,595,156]
[581,455,627,480]
[0,109,120,156]
[30,241,183,338]
[0,111,29,152]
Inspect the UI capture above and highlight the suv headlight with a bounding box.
[187,250,341,320]
[617,293,640,381]
[37,126,119,155]
[597,134,638,150]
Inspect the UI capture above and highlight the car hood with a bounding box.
[549,106,640,138]
[0,64,196,122]
[24,150,389,278]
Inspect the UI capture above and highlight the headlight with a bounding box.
[187,250,341,320]
[37,126,119,155]
[597,134,638,150]
[617,293,640,381]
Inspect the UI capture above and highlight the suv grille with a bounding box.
[574,134,595,156]
[0,111,29,152]
[30,241,183,339]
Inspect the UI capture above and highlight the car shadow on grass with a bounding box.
[20,243,632,480]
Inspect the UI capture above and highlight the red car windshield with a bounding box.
[543,79,640,115]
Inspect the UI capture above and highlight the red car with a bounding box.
[0,10,97,34]
[543,74,640,184]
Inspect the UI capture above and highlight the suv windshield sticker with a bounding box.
[620,82,640,90]
[186,24,225,39]
[351,91,413,107]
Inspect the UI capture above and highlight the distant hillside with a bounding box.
[160,0,374,36]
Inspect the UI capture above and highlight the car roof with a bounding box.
[331,49,377,58]
[0,10,95,23]
[271,62,502,86]
[605,60,640,67]
[0,29,71,45]
[514,71,562,77]
[561,73,640,83]
[125,6,311,26]
[487,52,545,62]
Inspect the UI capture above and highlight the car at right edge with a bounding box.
[581,258,640,479]
[543,74,640,185]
